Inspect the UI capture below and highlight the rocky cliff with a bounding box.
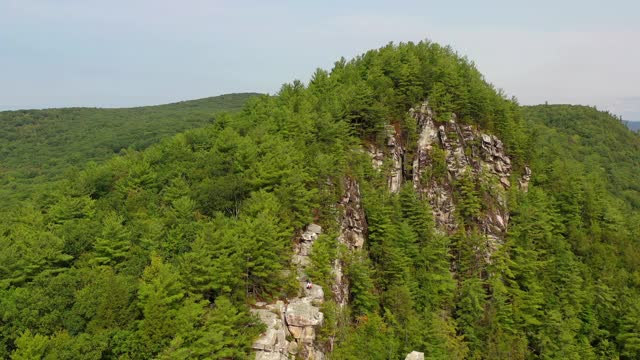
[252,101,530,359]
[370,101,530,242]
[407,101,530,254]
[252,224,326,360]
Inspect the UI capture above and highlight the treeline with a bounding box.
[1,41,639,359]
[523,104,640,208]
[0,93,259,206]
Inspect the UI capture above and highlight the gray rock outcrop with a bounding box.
[368,125,404,193]
[405,351,425,360]
[253,224,326,360]
[409,100,529,254]
[333,177,367,309]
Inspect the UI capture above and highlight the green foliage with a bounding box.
[89,212,131,268]
[2,43,639,359]
[454,169,482,224]
[522,105,640,206]
[137,255,186,357]
[72,267,137,334]
[331,314,399,360]
[158,296,262,359]
[0,93,259,207]
[11,330,48,360]
[344,252,379,317]
[307,233,339,291]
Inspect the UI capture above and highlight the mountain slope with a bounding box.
[522,104,640,207]
[0,92,260,204]
[1,42,639,360]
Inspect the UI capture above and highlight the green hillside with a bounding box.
[0,93,260,204]
[522,105,640,207]
[1,43,639,359]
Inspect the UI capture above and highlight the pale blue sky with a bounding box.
[1,0,639,119]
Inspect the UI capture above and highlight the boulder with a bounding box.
[251,309,288,353]
[495,214,505,229]
[285,299,323,327]
[252,309,278,328]
[301,230,318,242]
[292,254,311,267]
[252,328,278,351]
[288,325,303,339]
[302,283,324,302]
[306,223,322,234]
[255,351,289,360]
[312,349,326,360]
[288,341,299,355]
[299,241,314,256]
[300,326,316,344]
[405,351,425,360]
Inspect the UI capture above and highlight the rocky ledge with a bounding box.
[252,224,325,360]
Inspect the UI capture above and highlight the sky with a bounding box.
[1,0,639,119]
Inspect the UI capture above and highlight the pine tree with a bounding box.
[90,212,131,268]
[72,266,135,333]
[345,252,379,316]
[137,255,185,358]
[237,191,291,297]
[177,234,216,299]
[455,169,481,224]
[189,296,262,359]
[398,184,434,245]
[455,276,487,358]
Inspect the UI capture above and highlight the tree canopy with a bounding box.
[1,42,639,359]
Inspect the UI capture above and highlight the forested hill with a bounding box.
[1,42,640,360]
[522,104,640,208]
[0,92,260,204]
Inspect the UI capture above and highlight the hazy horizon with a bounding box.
[2,0,639,119]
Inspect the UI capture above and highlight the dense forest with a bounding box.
[0,93,259,206]
[1,41,639,359]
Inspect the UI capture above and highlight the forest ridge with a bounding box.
[1,41,639,359]
[0,93,260,206]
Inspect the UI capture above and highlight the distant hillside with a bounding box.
[0,93,261,203]
[522,104,640,207]
[624,120,640,132]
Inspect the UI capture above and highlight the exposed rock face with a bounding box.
[386,125,404,193]
[254,101,530,359]
[409,101,528,248]
[519,165,532,192]
[286,299,323,327]
[333,177,367,308]
[252,306,288,355]
[256,351,290,360]
[369,144,385,170]
[405,351,425,360]
[253,224,325,360]
[368,125,404,193]
[337,177,367,250]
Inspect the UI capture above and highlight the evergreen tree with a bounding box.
[137,255,185,358]
[89,212,131,268]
